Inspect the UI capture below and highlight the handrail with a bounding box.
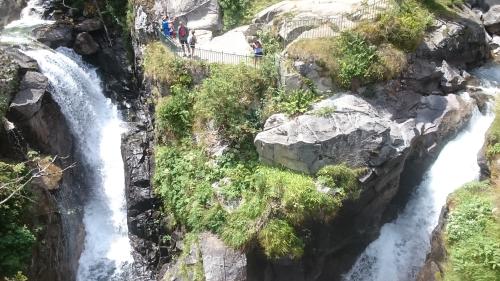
[158,31,262,66]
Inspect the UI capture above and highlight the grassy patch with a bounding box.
[155,85,195,142]
[143,42,198,87]
[443,181,500,281]
[193,64,268,144]
[287,0,432,89]
[154,143,360,259]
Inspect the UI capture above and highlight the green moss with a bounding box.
[442,181,500,281]
[258,219,305,259]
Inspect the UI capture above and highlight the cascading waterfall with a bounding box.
[343,68,499,281]
[24,47,135,280]
[1,0,137,278]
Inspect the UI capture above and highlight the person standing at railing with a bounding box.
[178,22,190,57]
[251,39,264,67]
[161,15,171,37]
[188,30,197,58]
[170,16,179,39]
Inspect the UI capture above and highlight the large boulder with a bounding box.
[199,232,247,281]
[160,232,246,281]
[255,91,475,174]
[416,19,489,67]
[32,23,74,48]
[0,0,25,29]
[9,71,48,119]
[75,18,103,32]
[73,32,99,55]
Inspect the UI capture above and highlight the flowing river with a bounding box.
[344,66,498,281]
[1,1,136,280]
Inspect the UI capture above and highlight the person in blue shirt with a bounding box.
[161,15,171,37]
[251,39,264,66]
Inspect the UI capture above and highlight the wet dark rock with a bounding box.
[416,204,448,281]
[10,71,48,119]
[73,32,99,55]
[438,60,466,93]
[0,0,25,29]
[416,19,489,68]
[75,18,103,32]
[32,22,74,48]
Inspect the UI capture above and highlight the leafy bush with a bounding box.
[143,42,194,87]
[156,85,195,142]
[0,161,35,278]
[487,100,500,159]
[219,0,282,29]
[258,219,304,259]
[336,32,378,88]
[267,88,319,116]
[154,144,224,232]
[193,64,267,143]
[443,181,500,281]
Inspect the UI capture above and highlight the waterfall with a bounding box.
[343,68,498,281]
[24,47,135,280]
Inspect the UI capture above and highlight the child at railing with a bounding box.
[161,15,171,37]
[188,30,197,58]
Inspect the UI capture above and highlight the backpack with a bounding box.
[179,26,187,38]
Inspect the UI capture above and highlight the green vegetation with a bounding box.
[155,144,360,259]
[219,0,282,30]
[0,161,35,279]
[487,100,500,159]
[265,88,320,116]
[147,37,364,260]
[193,64,267,143]
[288,0,432,89]
[143,42,197,88]
[442,181,500,281]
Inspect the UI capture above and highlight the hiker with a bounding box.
[178,22,190,56]
[188,30,197,58]
[161,15,170,37]
[251,39,264,66]
[171,16,179,39]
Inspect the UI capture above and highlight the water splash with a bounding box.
[343,68,499,281]
[25,47,134,281]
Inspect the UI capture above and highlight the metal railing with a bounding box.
[159,32,262,66]
[281,0,391,44]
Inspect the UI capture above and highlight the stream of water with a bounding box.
[1,1,136,280]
[343,69,498,281]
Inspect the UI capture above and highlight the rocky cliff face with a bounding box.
[0,46,84,281]
[250,9,490,280]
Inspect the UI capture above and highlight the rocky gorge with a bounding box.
[1,0,500,281]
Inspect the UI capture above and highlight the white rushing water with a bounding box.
[2,0,136,279]
[24,47,134,280]
[344,73,498,280]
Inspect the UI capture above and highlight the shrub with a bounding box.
[487,100,500,159]
[193,64,267,143]
[258,219,305,259]
[155,85,195,142]
[143,42,194,87]
[154,145,225,232]
[336,32,379,88]
[267,88,319,116]
[0,161,35,277]
[443,181,500,281]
